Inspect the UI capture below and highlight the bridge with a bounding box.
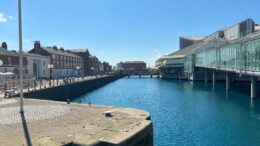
[125,68,159,78]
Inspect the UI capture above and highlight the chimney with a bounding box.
[34,41,41,49]
[1,42,7,50]
[53,46,58,50]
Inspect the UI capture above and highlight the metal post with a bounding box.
[226,72,230,91]
[18,0,24,113]
[251,76,256,99]
[212,70,216,85]
[205,70,208,84]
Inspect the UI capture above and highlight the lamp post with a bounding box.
[76,66,80,81]
[91,67,94,78]
[18,0,24,113]
[48,64,54,87]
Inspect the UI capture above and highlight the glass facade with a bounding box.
[184,39,260,72]
[184,55,195,73]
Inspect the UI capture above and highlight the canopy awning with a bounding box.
[0,72,15,76]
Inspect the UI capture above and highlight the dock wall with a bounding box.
[22,75,122,101]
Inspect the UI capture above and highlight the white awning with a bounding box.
[0,72,14,76]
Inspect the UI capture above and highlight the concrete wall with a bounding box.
[93,122,153,146]
[22,75,122,101]
[68,119,153,146]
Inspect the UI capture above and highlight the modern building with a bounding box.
[29,41,83,79]
[156,42,204,79]
[70,49,91,76]
[156,18,257,79]
[179,36,205,50]
[0,42,28,75]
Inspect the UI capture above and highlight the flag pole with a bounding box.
[18,0,24,113]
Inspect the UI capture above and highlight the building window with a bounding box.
[43,61,45,66]
[8,57,11,65]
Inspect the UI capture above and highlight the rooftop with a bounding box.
[123,61,146,64]
[180,36,206,41]
[0,47,18,56]
[42,47,81,58]
[158,40,205,61]
[22,52,50,58]
[69,49,89,53]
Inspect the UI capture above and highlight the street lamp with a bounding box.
[18,0,24,113]
[76,66,80,81]
[91,67,94,77]
[48,64,54,86]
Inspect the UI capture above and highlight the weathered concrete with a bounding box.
[19,75,122,101]
[0,98,153,146]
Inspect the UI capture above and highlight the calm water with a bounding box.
[73,76,260,146]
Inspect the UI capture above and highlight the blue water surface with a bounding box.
[73,76,260,146]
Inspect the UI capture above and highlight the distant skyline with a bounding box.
[0,0,260,66]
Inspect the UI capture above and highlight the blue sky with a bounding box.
[0,0,260,66]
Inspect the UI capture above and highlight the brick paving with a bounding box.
[0,99,17,105]
[0,104,70,125]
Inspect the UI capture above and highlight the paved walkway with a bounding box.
[0,98,151,146]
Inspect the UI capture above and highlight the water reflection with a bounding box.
[74,77,260,146]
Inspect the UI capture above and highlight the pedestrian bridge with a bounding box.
[126,69,159,78]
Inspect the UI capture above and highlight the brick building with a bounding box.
[102,61,112,73]
[69,49,91,76]
[29,41,83,79]
[120,61,146,72]
[0,42,28,75]
[89,55,100,76]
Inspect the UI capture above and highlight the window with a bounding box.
[8,57,11,65]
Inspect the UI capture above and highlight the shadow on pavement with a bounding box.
[20,111,32,146]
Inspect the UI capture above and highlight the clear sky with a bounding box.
[0,0,260,67]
